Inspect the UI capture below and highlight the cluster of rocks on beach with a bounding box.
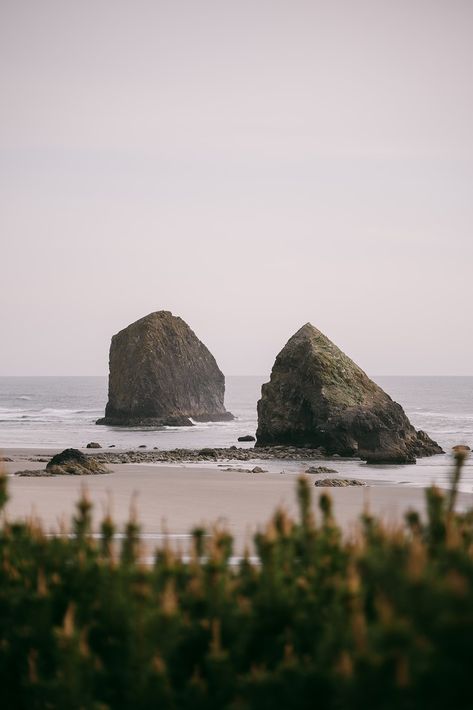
[18,444,348,472]
[14,447,367,487]
[90,445,335,465]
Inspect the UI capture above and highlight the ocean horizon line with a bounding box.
[0,374,472,379]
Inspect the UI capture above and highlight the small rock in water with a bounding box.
[0,456,13,462]
[313,478,365,487]
[305,466,338,474]
[251,466,267,473]
[238,435,256,442]
[86,442,102,449]
[138,445,147,449]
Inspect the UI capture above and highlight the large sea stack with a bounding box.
[256,324,443,464]
[97,311,233,427]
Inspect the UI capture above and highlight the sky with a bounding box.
[1,0,472,376]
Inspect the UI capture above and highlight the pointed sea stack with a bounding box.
[96,311,233,427]
[256,324,443,464]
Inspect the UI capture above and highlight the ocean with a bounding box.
[0,376,472,491]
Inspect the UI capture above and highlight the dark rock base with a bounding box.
[96,412,234,427]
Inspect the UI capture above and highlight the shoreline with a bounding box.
[1,445,332,462]
[2,448,472,554]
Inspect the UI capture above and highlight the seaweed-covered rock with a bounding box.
[97,311,233,427]
[256,323,443,464]
[198,448,219,458]
[45,449,109,475]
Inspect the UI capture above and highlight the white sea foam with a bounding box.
[0,407,29,413]
[0,406,102,424]
[413,411,473,421]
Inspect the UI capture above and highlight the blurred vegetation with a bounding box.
[0,448,472,709]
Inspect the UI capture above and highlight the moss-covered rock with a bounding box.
[256,323,443,464]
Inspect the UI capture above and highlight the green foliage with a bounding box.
[1,459,473,709]
[0,470,9,511]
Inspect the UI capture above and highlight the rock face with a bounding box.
[97,311,233,427]
[256,324,443,464]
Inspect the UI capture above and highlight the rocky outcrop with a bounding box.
[46,448,109,475]
[97,311,233,427]
[15,449,110,476]
[90,446,328,465]
[256,324,443,464]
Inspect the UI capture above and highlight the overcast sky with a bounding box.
[1,0,472,376]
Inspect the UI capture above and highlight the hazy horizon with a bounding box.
[1,373,473,378]
[2,1,472,377]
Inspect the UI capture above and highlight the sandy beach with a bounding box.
[3,447,471,555]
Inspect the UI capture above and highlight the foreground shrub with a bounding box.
[0,450,472,709]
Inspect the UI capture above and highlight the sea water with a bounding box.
[0,376,472,491]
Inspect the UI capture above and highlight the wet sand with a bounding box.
[3,448,472,553]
